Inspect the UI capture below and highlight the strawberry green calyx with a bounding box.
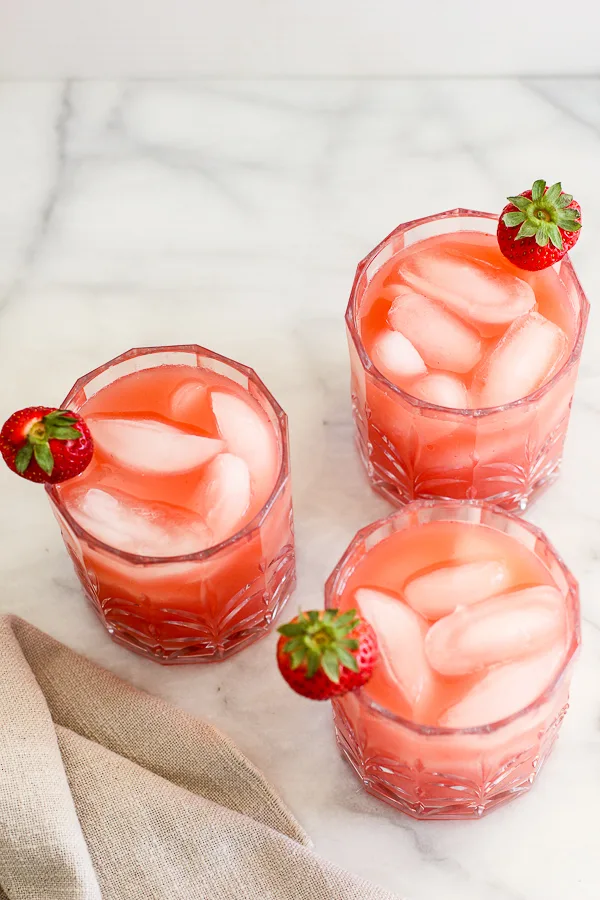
[277,609,361,683]
[16,410,83,475]
[503,179,581,250]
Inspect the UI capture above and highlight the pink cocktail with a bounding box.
[47,346,296,664]
[347,210,589,511]
[326,501,579,819]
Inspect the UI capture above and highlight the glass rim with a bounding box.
[46,344,290,566]
[345,208,590,418]
[325,499,580,736]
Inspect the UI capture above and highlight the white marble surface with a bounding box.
[0,78,599,900]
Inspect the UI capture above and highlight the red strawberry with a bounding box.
[497,179,581,271]
[277,608,378,701]
[0,407,93,484]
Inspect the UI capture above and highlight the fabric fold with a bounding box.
[0,617,400,900]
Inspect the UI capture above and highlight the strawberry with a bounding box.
[497,179,581,271]
[277,608,378,701]
[0,407,93,484]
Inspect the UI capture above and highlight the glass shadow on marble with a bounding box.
[346,209,589,513]
[326,500,580,820]
[46,346,296,664]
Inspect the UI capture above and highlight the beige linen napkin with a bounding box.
[0,616,399,900]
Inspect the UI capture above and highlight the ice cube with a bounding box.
[194,453,251,544]
[170,378,215,430]
[404,559,510,621]
[370,330,427,384]
[388,289,482,373]
[66,486,212,556]
[396,246,536,334]
[473,312,568,408]
[87,415,224,475]
[425,585,565,676]
[439,644,566,728]
[405,373,469,442]
[356,588,435,714]
[410,372,469,410]
[210,391,278,499]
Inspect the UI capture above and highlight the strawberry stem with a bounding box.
[503,179,581,251]
[278,609,360,683]
[20,410,83,475]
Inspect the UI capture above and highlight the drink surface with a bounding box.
[360,231,577,409]
[337,520,569,728]
[57,364,281,557]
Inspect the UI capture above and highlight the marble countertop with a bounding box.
[0,77,599,900]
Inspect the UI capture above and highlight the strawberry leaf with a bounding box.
[545,182,562,205]
[48,426,82,441]
[535,228,550,247]
[322,649,340,683]
[278,622,307,637]
[283,637,306,653]
[306,651,320,679]
[290,648,306,669]
[15,444,33,473]
[557,193,573,208]
[507,195,531,212]
[34,443,54,475]
[503,211,526,228]
[532,179,546,201]
[516,221,537,240]
[334,646,359,672]
[334,609,359,631]
[44,411,78,425]
[556,210,581,231]
[548,223,563,250]
[339,638,359,651]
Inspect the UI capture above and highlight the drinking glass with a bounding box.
[47,345,296,664]
[326,500,580,819]
[346,210,589,511]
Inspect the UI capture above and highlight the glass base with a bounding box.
[78,545,296,664]
[333,699,567,820]
[354,408,564,514]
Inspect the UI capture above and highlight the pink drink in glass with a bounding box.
[47,346,296,664]
[327,501,579,819]
[347,211,589,511]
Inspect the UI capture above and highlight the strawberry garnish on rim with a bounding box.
[0,407,94,484]
[276,608,378,701]
[497,179,581,271]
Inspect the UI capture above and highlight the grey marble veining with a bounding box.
[0,78,599,900]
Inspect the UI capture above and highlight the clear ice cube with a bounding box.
[396,246,536,334]
[87,415,224,475]
[406,373,469,442]
[193,453,251,544]
[473,312,568,408]
[410,372,469,410]
[370,330,428,384]
[66,486,212,556]
[388,288,482,373]
[356,587,435,714]
[404,559,510,621]
[424,585,565,676]
[170,378,215,430]
[210,391,278,498]
[439,644,566,728]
